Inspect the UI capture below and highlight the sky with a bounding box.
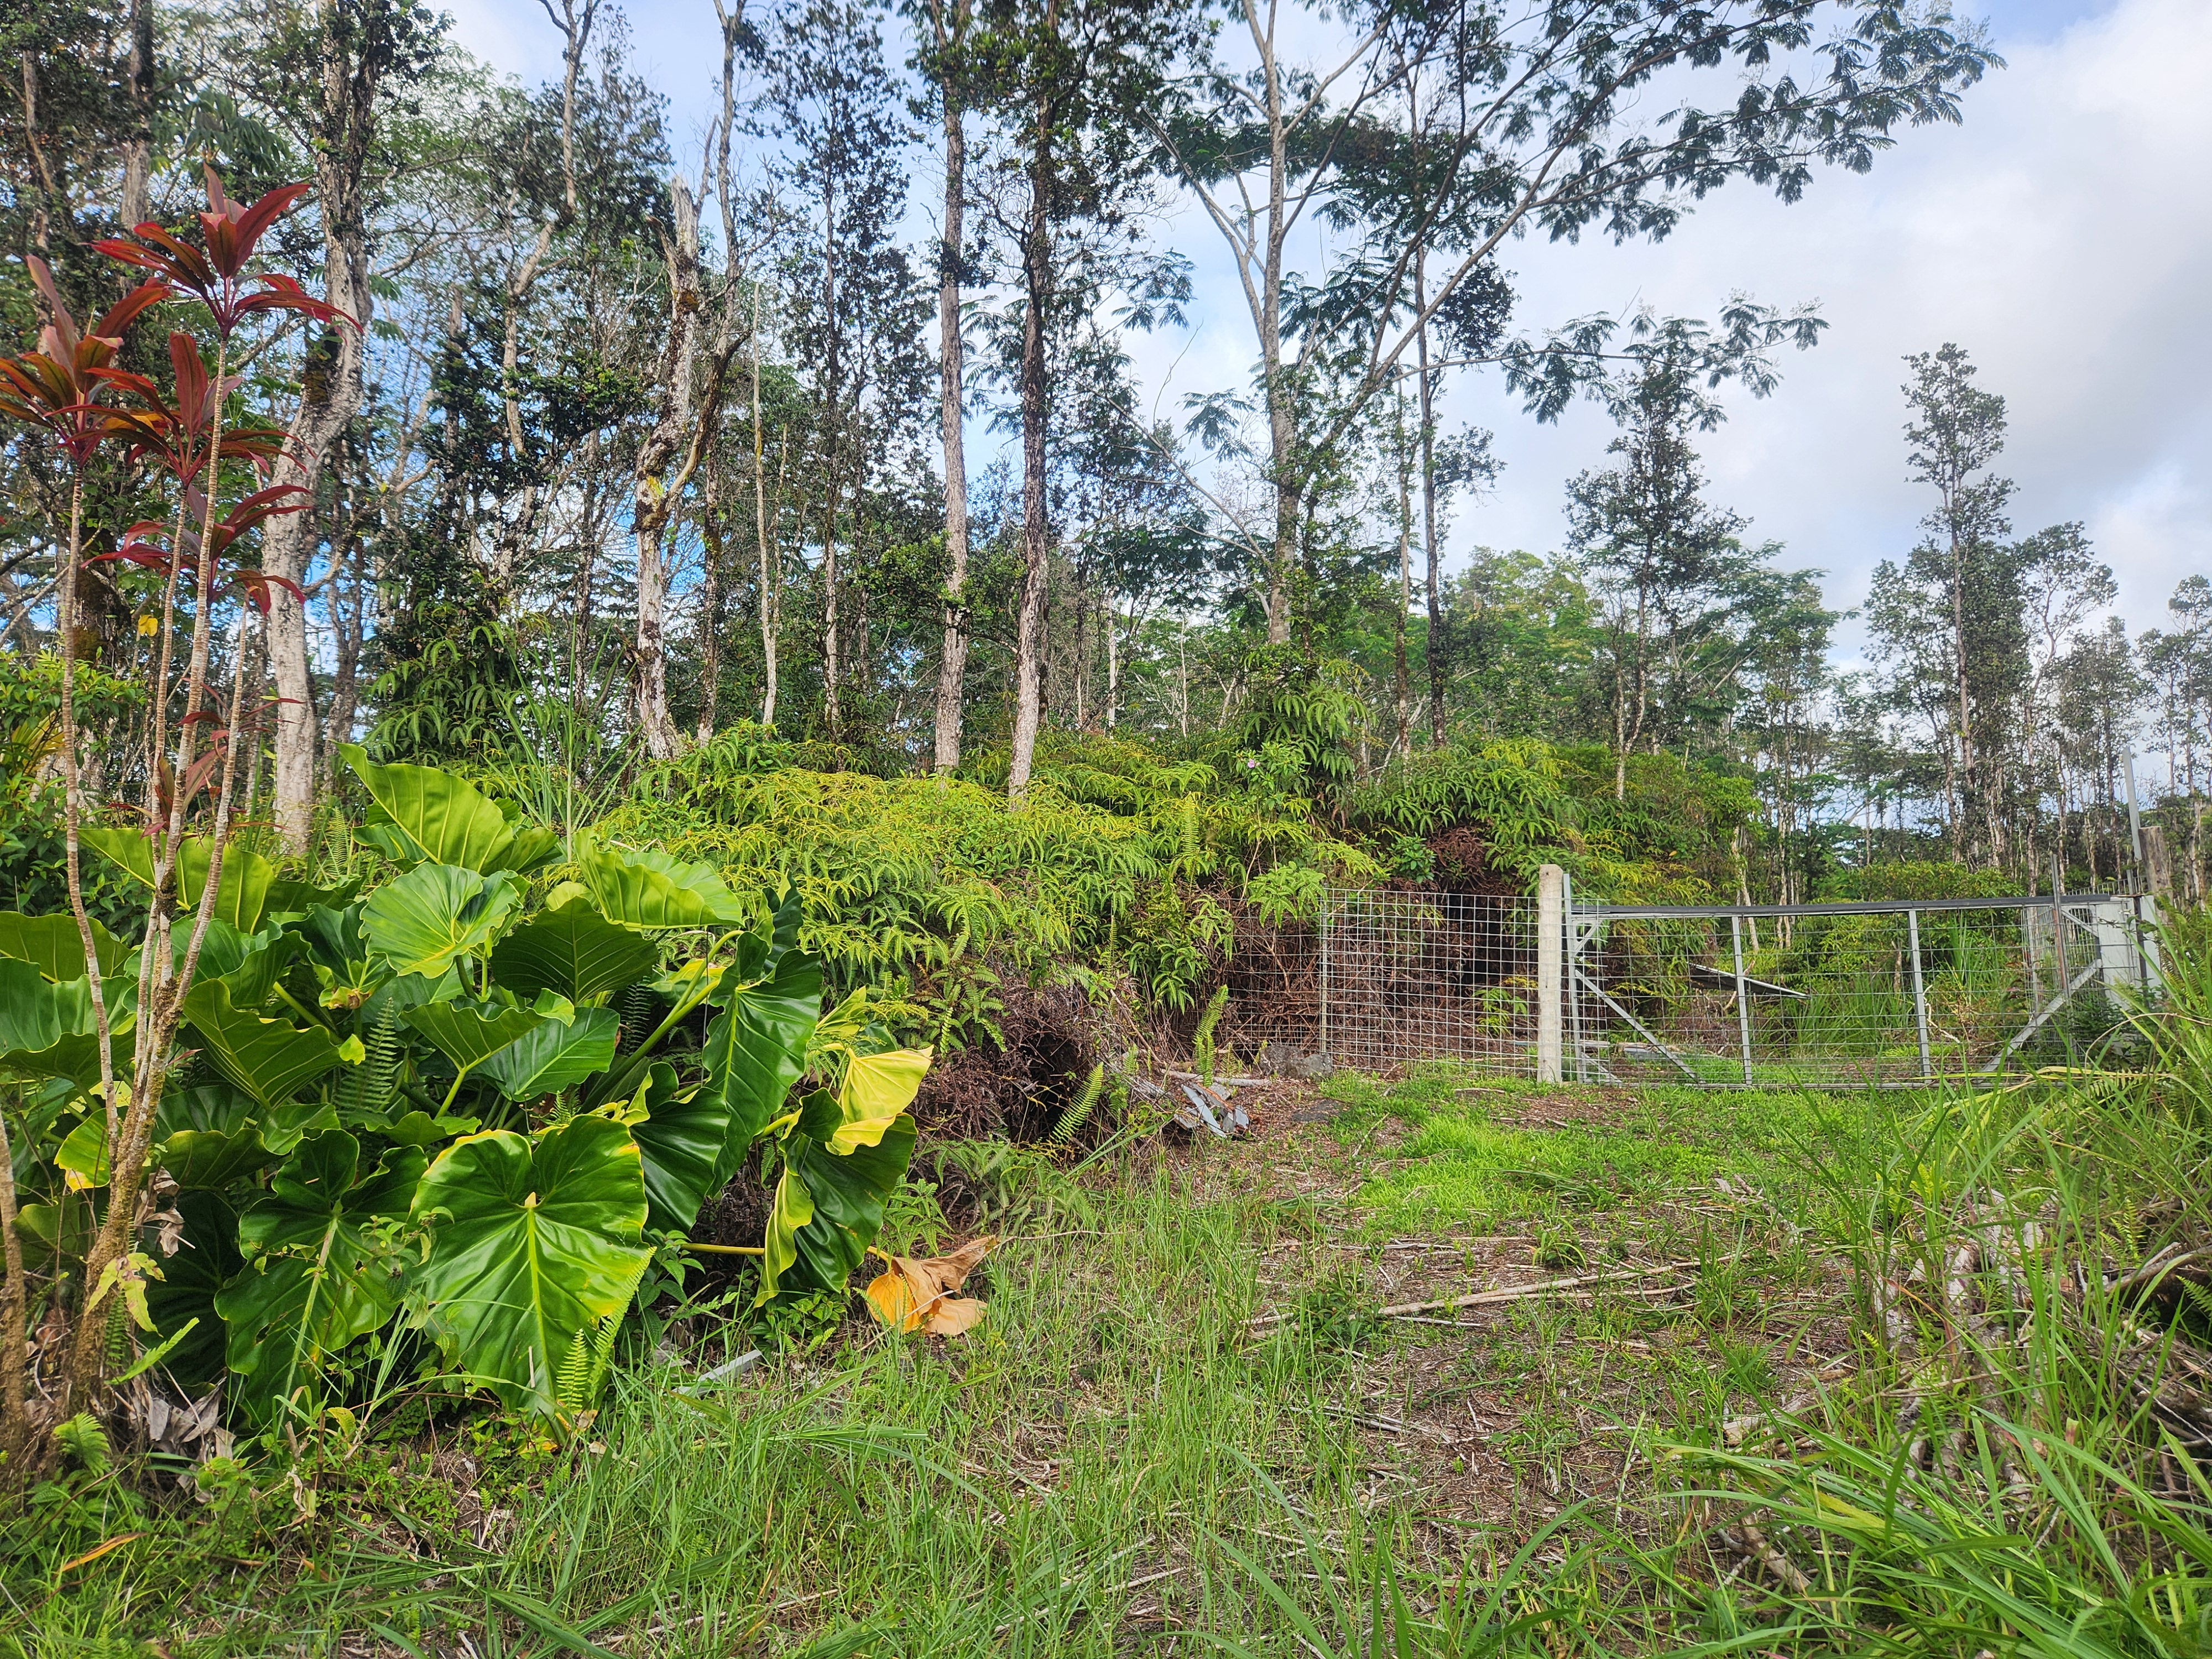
[442,0,2212,684]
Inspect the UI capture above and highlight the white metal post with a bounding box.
[1318,890,1331,1061]
[1536,864,1564,1083]
[1730,913,1753,1087]
[1907,908,1933,1084]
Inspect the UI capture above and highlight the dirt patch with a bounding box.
[911,978,1103,1143]
[1447,1086,1644,1130]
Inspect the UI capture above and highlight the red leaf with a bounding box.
[88,279,171,347]
[224,180,315,273]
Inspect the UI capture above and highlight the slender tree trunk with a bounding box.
[1007,68,1055,801]
[1416,244,1444,747]
[120,0,154,228]
[1106,602,1120,731]
[822,482,842,738]
[1392,393,1412,759]
[632,178,705,760]
[1257,24,1293,646]
[696,456,724,743]
[265,0,383,853]
[320,511,366,792]
[755,329,779,728]
[931,0,972,772]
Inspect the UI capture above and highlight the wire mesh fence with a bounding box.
[1228,885,2166,1088]
[1223,890,1542,1076]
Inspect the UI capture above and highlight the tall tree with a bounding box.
[923,0,976,770]
[1150,0,1996,645]
[766,0,919,742]
[261,0,437,851]
[974,0,1202,797]
[1547,305,1820,797]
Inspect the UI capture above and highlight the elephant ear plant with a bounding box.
[0,191,928,1472]
[4,744,931,1454]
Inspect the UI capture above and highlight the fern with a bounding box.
[1052,1065,1105,1146]
[1194,984,1230,1084]
[339,1002,404,1123]
[556,1252,651,1418]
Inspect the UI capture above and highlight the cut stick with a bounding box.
[1249,1259,1701,1328]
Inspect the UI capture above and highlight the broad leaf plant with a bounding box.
[0,184,929,1483]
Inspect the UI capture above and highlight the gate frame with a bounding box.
[1551,888,2163,1089]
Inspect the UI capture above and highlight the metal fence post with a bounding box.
[1907,907,1933,1084]
[1564,873,1587,1084]
[1730,913,1753,1087]
[1536,864,1564,1083]
[1318,889,1331,1061]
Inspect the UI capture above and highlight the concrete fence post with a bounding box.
[1537,864,1564,1084]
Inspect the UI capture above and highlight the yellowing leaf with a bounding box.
[832,1048,932,1154]
[758,1166,816,1304]
[863,1234,996,1337]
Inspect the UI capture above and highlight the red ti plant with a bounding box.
[0,170,351,1476]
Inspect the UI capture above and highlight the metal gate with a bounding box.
[1563,890,2163,1088]
[1310,880,2165,1088]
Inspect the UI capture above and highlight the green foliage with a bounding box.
[0,749,931,1442]
[605,726,1371,1018]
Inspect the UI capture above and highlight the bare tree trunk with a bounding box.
[1106,602,1120,731]
[931,0,973,773]
[265,0,384,854]
[822,482,842,738]
[120,0,154,227]
[319,516,366,792]
[1416,245,1446,748]
[1007,81,1054,801]
[753,301,779,728]
[696,456,724,743]
[633,178,705,761]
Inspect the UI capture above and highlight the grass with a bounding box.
[8,1012,2211,1656]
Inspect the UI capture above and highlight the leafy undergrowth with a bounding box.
[10,1063,2211,1656]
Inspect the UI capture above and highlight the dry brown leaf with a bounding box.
[864,1234,998,1336]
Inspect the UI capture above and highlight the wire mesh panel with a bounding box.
[1567,894,2158,1089]
[1318,888,1541,1076]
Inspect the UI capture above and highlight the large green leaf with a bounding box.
[263,876,362,917]
[758,1117,916,1302]
[142,1191,241,1388]
[0,963,128,1085]
[477,1007,619,1099]
[182,978,348,1108]
[361,863,523,978]
[216,1131,423,1426]
[80,829,275,932]
[411,1115,651,1414]
[158,1124,274,1190]
[403,1000,544,1072]
[701,948,823,1187]
[341,745,559,875]
[0,911,128,979]
[489,897,658,1002]
[629,1061,730,1233]
[0,956,85,1058]
[579,836,748,930]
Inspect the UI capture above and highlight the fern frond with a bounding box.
[1052,1066,1106,1146]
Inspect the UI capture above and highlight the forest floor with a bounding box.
[12,1066,1916,1657]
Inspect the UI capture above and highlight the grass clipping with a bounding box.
[864,1235,999,1336]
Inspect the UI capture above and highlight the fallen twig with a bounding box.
[1727,1520,1813,1595]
